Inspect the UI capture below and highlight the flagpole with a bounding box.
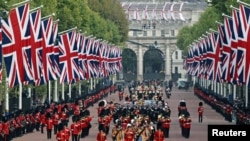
[30,5,43,12]
[19,83,22,110]
[230,5,239,10]
[41,13,55,20]
[209,28,218,33]
[222,13,232,19]
[215,21,223,25]
[62,83,65,101]
[58,27,77,35]
[54,80,58,102]
[237,0,250,7]
[12,0,29,7]
[54,19,60,23]
[5,78,9,111]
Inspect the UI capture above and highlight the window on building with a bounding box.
[161,30,165,37]
[175,51,178,59]
[143,31,147,36]
[175,67,178,74]
[133,31,137,36]
[152,30,156,36]
[171,30,175,36]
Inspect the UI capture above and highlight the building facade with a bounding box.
[120,0,208,82]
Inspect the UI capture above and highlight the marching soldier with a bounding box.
[124,124,135,141]
[40,110,46,134]
[45,114,54,139]
[198,102,204,123]
[70,117,81,141]
[111,120,123,141]
[183,115,192,138]
[96,124,107,141]
[62,123,70,141]
[153,122,164,141]
[56,123,65,141]
[161,115,171,138]
[53,109,60,135]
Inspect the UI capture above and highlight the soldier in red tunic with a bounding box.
[62,124,70,141]
[198,102,204,123]
[0,120,3,141]
[3,119,10,141]
[96,124,107,141]
[124,124,135,141]
[70,117,81,141]
[161,116,171,138]
[46,113,54,139]
[53,109,60,134]
[56,123,65,141]
[153,122,164,141]
[183,115,192,138]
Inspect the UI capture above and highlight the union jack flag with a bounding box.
[29,9,43,86]
[41,16,57,84]
[220,17,232,83]
[52,20,60,78]
[206,31,222,82]
[77,33,86,80]
[229,9,240,84]
[185,45,194,75]
[0,17,2,83]
[236,4,250,87]
[85,37,96,79]
[1,3,33,88]
[98,42,105,77]
[59,30,80,84]
[192,43,200,77]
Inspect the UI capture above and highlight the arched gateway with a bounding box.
[121,1,206,82]
[123,41,177,82]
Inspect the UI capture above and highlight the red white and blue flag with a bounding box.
[1,3,33,88]
[220,17,232,83]
[206,31,222,82]
[52,20,60,78]
[29,9,43,86]
[59,30,80,84]
[236,4,250,86]
[41,16,57,84]
[0,17,2,83]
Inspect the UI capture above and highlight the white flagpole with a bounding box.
[41,13,55,20]
[12,0,29,7]
[69,84,72,99]
[19,84,22,109]
[48,80,51,103]
[90,79,93,90]
[237,0,250,7]
[30,5,43,12]
[245,85,248,107]
[58,27,77,35]
[62,83,65,100]
[5,78,9,111]
[79,83,81,96]
[54,80,58,102]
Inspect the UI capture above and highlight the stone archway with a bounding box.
[122,48,137,81]
[143,48,165,81]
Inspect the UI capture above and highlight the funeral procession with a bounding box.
[0,0,250,141]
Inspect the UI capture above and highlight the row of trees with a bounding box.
[0,0,128,102]
[176,0,249,55]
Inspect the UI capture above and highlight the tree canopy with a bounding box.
[177,0,250,55]
[1,0,127,45]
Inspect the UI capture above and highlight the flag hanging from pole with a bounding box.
[1,3,32,88]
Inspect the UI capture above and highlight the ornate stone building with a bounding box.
[120,0,208,82]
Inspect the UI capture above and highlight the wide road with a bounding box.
[13,85,232,141]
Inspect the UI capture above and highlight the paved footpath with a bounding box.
[13,86,233,141]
